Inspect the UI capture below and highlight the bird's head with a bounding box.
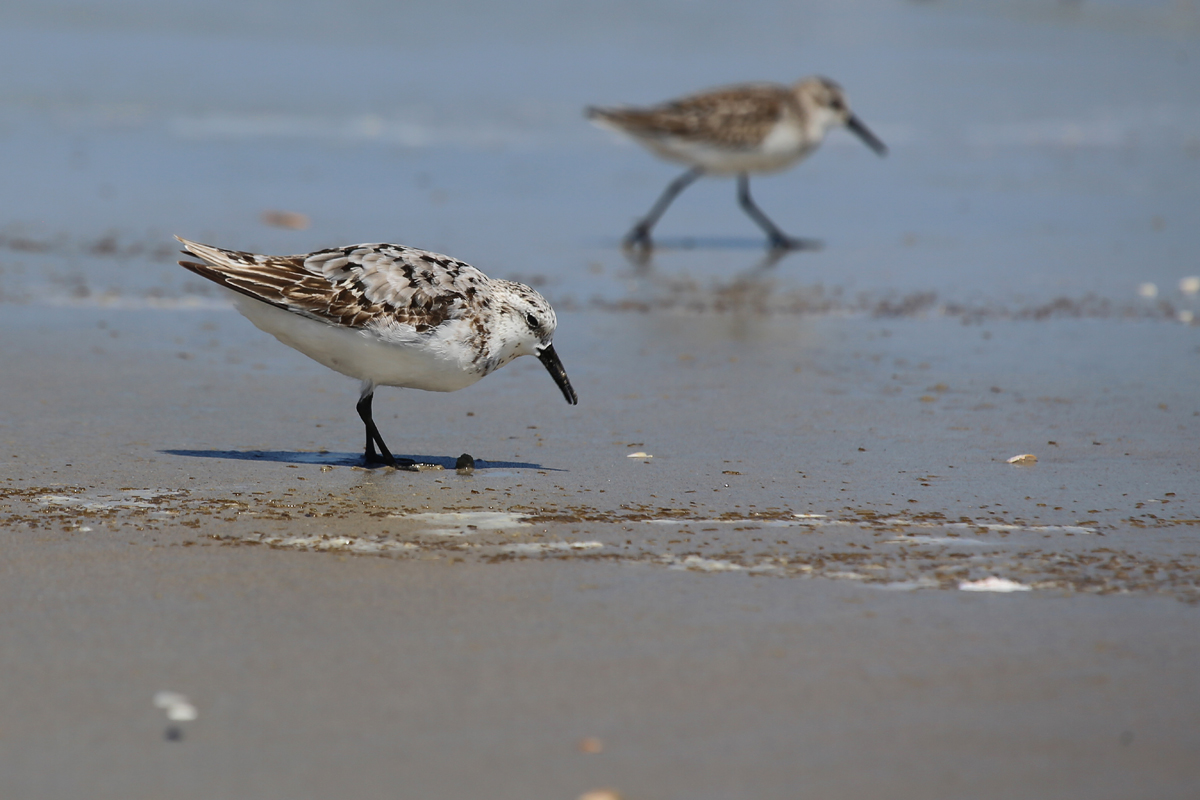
[492,281,578,405]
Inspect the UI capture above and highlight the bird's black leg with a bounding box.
[361,400,379,462]
[736,173,820,251]
[355,392,415,470]
[356,392,391,464]
[624,166,704,249]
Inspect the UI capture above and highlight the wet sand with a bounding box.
[3,302,1198,798]
[2,0,1199,797]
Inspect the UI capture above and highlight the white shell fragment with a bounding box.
[959,576,1032,592]
[1007,453,1038,464]
[1137,282,1158,298]
[1180,276,1200,295]
[626,451,652,458]
[153,691,198,722]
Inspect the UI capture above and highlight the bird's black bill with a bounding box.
[537,344,578,405]
[847,115,888,157]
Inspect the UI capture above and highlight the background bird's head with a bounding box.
[794,76,888,157]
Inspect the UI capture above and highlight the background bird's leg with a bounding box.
[624,166,703,249]
[736,173,820,251]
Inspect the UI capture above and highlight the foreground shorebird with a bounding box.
[176,236,577,468]
[587,76,887,250]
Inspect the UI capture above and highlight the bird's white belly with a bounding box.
[647,120,816,175]
[231,294,484,392]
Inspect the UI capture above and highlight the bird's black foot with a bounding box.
[364,451,418,471]
[622,225,653,251]
[768,234,823,252]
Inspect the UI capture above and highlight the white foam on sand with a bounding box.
[663,555,745,573]
[35,489,185,512]
[499,541,603,555]
[389,511,532,537]
[247,534,420,554]
[644,516,1094,535]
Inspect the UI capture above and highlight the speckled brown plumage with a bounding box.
[589,83,796,149]
[172,235,577,468]
[178,240,488,333]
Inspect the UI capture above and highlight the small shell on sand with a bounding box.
[1006,453,1037,465]
[578,736,604,753]
[153,691,198,721]
[260,210,311,230]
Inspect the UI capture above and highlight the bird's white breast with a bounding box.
[231,293,485,393]
[644,117,817,175]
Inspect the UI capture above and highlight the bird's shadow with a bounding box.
[161,449,558,471]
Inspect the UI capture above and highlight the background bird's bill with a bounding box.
[846,115,888,156]
[537,345,578,404]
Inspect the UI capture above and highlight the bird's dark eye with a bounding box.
[525,313,540,330]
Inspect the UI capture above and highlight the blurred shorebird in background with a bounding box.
[587,76,887,251]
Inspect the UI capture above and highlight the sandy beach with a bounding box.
[1,1,1198,797]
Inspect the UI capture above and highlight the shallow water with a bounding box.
[0,0,1197,308]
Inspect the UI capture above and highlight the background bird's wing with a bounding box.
[591,84,787,148]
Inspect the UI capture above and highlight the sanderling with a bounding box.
[587,76,887,250]
[176,236,577,468]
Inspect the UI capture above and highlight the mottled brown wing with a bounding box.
[303,244,493,331]
[177,238,488,332]
[178,253,390,329]
[594,84,788,148]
